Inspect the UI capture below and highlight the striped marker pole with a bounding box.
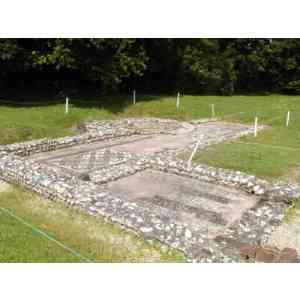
[286,111,290,127]
[65,97,69,114]
[254,116,258,137]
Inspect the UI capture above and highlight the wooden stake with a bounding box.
[176,92,180,110]
[211,104,215,118]
[187,141,200,168]
[286,111,290,127]
[65,97,69,114]
[133,90,136,105]
[254,116,258,137]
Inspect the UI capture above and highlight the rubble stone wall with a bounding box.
[0,118,299,262]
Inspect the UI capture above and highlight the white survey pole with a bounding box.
[65,97,69,114]
[254,116,258,137]
[187,141,200,168]
[286,111,290,127]
[133,90,136,105]
[211,104,215,118]
[176,92,180,110]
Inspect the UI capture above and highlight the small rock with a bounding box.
[253,185,264,195]
[140,227,153,233]
[185,229,192,239]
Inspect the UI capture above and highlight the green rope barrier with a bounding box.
[0,206,94,263]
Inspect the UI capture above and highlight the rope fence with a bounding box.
[0,206,94,263]
[0,205,178,262]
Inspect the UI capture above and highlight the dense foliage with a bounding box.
[1,38,300,95]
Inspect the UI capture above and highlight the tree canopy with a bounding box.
[1,38,300,95]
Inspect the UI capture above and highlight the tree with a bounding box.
[1,38,300,95]
[30,38,148,93]
[182,39,236,95]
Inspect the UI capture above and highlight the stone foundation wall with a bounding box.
[0,118,299,262]
[150,155,300,202]
[0,119,299,204]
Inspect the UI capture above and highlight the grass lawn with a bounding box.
[188,127,300,182]
[1,94,300,182]
[1,94,300,144]
[0,184,185,262]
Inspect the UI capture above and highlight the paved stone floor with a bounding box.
[106,169,260,239]
[30,120,251,162]
[21,120,273,261]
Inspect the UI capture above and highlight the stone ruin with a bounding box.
[0,117,299,262]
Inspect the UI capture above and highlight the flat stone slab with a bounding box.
[30,121,252,164]
[46,150,134,175]
[106,169,260,238]
[28,135,149,162]
[112,121,251,154]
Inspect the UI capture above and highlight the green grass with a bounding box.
[188,124,300,182]
[189,140,300,181]
[1,94,300,145]
[1,94,300,181]
[188,125,300,181]
[0,185,185,262]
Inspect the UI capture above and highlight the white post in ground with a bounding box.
[187,141,200,168]
[211,104,215,118]
[286,111,290,127]
[254,116,258,137]
[65,97,69,114]
[133,90,136,105]
[176,92,180,111]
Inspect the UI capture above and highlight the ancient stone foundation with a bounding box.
[0,118,299,262]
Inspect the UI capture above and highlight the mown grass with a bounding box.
[1,94,300,144]
[189,125,300,182]
[1,94,300,181]
[0,185,185,262]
